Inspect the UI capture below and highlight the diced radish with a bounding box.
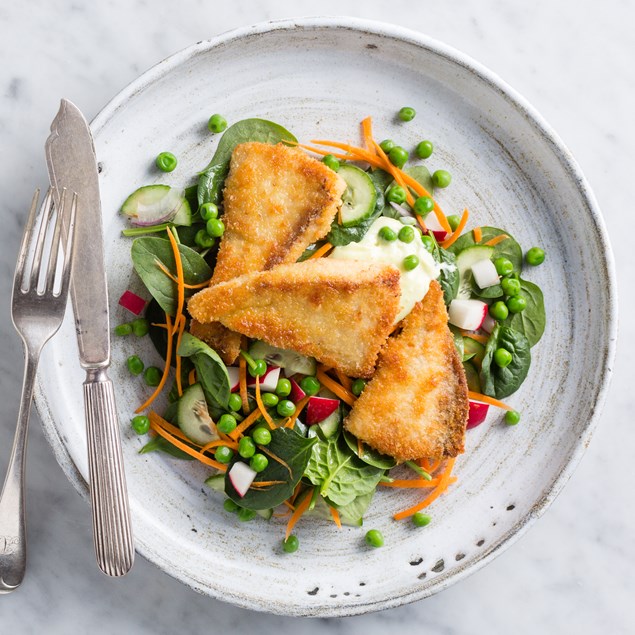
[448,299,488,330]
[227,367,240,392]
[424,213,448,242]
[305,396,340,425]
[481,313,496,334]
[289,378,306,403]
[471,259,499,289]
[247,365,281,393]
[118,290,146,315]
[467,400,490,429]
[228,462,257,498]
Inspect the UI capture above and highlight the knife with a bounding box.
[45,99,134,576]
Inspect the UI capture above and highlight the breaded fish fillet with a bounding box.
[344,280,468,461]
[187,259,401,378]
[191,142,347,363]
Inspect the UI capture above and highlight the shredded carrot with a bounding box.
[289,482,302,506]
[380,478,441,489]
[136,313,173,413]
[149,410,200,445]
[441,208,470,249]
[166,228,185,335]
[249,480,285,488]
[311,140,385,168]
[199,438,238,454]
[473,226,483,243]
[361,116,375,154]
[148,412,227,471]
[154,259,211,289]
[307,242,334,260]
[329,506,342,529]
[357,437,364,457]
[315,369,356,407]
[335,369,352,392]
[420,457,442,473]
[296,143,354,160]
[461,331,489,345]
[286,489,313,539]
[484,233,510,247]
[283,500,296,512]
[372,140,415,206]
[468,391,513,410]
[239,356,249,414]
[259,445,292,479]
[254,375,276,430]
[394,458,456,520]
[174,314,187,397]
[395,169,451,233]
[151,322,168,329]
[229,406,262,440]
[284,395,310,428]
[188,368,196,386]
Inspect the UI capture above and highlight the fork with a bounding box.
[0,188,77,593]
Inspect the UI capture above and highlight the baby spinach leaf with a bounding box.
[197,119,297,206]
[305,431,385,506]
[404,165,434,194]
[131,237,212,316]
[139,436,194,460]
[470,274,503,299]
[447,226,523,271]
[502,279,546,347]
[449,325,465,359]
[343,430,397,469]
[427,234,459,305]
[178,332,230,409]
[480,324,531,398]
[225,428,316,510]
[306,491,374,527]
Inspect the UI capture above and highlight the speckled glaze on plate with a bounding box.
[34,17,616,617]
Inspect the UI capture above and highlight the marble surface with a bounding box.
[0,0,632,632]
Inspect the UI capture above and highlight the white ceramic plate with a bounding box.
[35,18,616,616]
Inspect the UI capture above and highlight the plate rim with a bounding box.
[34,16,618,617]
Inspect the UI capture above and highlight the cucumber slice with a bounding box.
[171,198,192,227]
[248,341,316,376]
[316,407,341,439]
[177,383,219,445]
[463,337,486,369]
[204,474,225,492]
[455,245,495,300]
[256,508,273,520]
[463,360,482,392]
[338,164,377,227]
[121,184,184,226]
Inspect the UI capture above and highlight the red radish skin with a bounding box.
[448,299,488,331]
[227,367,240,392]
[246,366,281,392]
[119,290,146,315]
[481,313,497,334]
[467,401,489,429]
[305,396,340,425]
[289,378,307,403]
[424,213,449,242]
[228,462,257,497]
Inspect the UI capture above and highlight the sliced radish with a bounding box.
[424,213,448,241]
[467,401,490,429]
[227,367,240,392]
[289,378,307,403]
[228,462,257,498]
[448,299,488,331]
[481,313,496,334]
[247,366,281,393]
[305,396,340,425]
[118,290,146,315]
[471,259,499,289]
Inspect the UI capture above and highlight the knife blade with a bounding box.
[46,99,134,576]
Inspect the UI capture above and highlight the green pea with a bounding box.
[322,154,340,172]
[277,400,296,418]
[351,378,366,396]
[403,254,420,271]
[386,185,407,204]
[114,323,132,336]
[127,355,144,376]
[432,169,452,188]
[379,139,396,153]
[414,196,434,217]
[446,215,461,232]
[505,410,521,425]
[252,427,272,446]
[206,218,225,238]
[365,529,384,548]
[412,512,432,527]
[199,202,219,221]
[217,413,237,434]
[250,453,269,473]
[494,348,513,368]
[131,317,149,337]
[398,226,415,244]
[155,151,177,172]
[501,277,521,297]
[131,415,150,435]
[195,229,215,249]
[398,106,416,122]
[238,436,256,459]
[282,534,299,553]
[494,257,514,276]
[415,140,434,159]
[388,146,409,168]
[299,376,321,397]
[144,366,162,387]
[526,247,545,266]
[489,301,509,321]
[214,445,234,464]
[421,234,435,252]
[237,507,257,522]
[208,114,227,133]
[228,393,243,412]
[379,226,398,242]
[260,392,279,408]
[275,378,292,398]
[248,359,267,378]
[507,295,527,314]
[223,498,239,513]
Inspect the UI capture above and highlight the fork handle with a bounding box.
[0,347,38,593]
[84,369,134,576]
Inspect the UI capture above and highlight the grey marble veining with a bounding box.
[0,0,633,633]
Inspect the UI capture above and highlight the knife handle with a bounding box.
[83,369,135,576]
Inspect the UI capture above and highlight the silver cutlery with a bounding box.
[0,188,77,593]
